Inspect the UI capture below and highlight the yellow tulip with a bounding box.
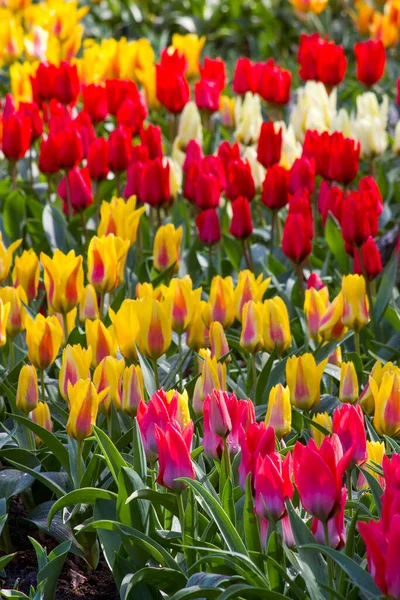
[234,270,270,322]
[166,388,191,429]
[59,344,92,402]
[209,321,230,361]
[371,12,398,48]
[0,285,27,336]
[16,364,38,414]
[93,356,125,415]
[341,275,369,332]
[79,284,100,322]
[290,0,327,14]
[357,440,385,490]
[371,370,400,437]
[286,353,328,411]
[193,353,226,416]
[85,318,118,368]
[263,297,292,355]
[26,314,63,371]
[163,277,195,334]
[186,299,209,351]
[66,379,105,441]
[136,282,164,300]
[136,64,159,110]
[31,401,53,445]
[87,234,130,294]
[328,347,342,368]
[0,19,24,64]
[265,384,291,439]
[109,299,140,362]
[41,249,84,314]
[219,95,235,127]
[318,292,348,342]
[0,233,21,283]
[304,286,329,341]
[311,412,332,448]
[352,1,374,35]
[153,224,182,273]
[12,248,39,302]
[122,365,144,417]
[98,196,146,247]
[135,297,172,361]
[10,62,35,104]
[171,33,206,78]
[360,361,399,415]
[240,301,264,353]
[208,276,235,329]
[339,362,359,404]
[0,299,10,347]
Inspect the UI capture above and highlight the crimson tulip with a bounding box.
[312,487,346,549]
[138,158,170,206]
[229,196,253,239]
[353,236,382,279]
[20,102,43,143]
[195,79,220,112]
[183,140,203,172]
[38,136,60,174]
[55,62,79,105]
[255,451,293,522]
[257,121,282,168]
[282,213,312,264]
[318,180,343,226]
[196,208,221,245]
[257,59,291,105]
[200,57,226,90]
[58,166,93,214]
[137,390,183,461]
[288,156,315,194]
[156,64,190,113]
[105,79,138,116]
[238,422,275,490]
[154,422,195,491]
[33,62,57,103]
[108,126,132,173]
[217,141,240,175]
[82,84,108,123]
[117,95,148,136]
[87,138,109,181]
[261,164,289,210]
[2,111,32,161]
[332,403,367,467]
[226,159,256,201]
[298,33,346,87]
[140,124,163,159]
[355,40,386,86]
[195,171,221,210]
[233,58,255,94]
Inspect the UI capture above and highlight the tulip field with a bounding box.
[1,0,400,598]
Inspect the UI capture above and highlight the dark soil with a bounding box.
[0,496,119,599]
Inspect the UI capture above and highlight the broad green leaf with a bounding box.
[169,587,221,600]
[220,584,289,599]
[37,541,71,600]
[255,349,276,406]
[324,214,349,273]
[0,553,16,570]
[358,467,383,517]
[125,488,178,516]
[117,467,148,532]
[123,567,187,596]
[48,488,118,526]
[0,468,35,499]
[93,425,127,483]
[2,459,66,497]
[243,474,261,556]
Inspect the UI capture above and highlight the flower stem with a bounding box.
[9,340,15,369]
[62,312,69,346]
[354,331,360,356]
[222,436,232,483]
[153,359,160,390]
[177,491,191,570]
[323,520,334,599]
[77,439,83,485]
[40,370,46,404]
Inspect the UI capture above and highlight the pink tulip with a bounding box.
[312,487,346,549]
[333,404,367,467]
[154,422,195,491]
[238,422,275,490]
[137,390,180,461]
[254,451,293,522]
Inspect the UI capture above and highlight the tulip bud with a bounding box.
[58,167,93,215]
[12,249,39,303]
[234,271,270,322]
[209,321,230,361]
[195,79,220,112]
[108,126,132,173]
[26,314,63,371]
[304,287,329,341]
[135,297,172,361]
[122,365,144,417]
[0,286,27,337]
[229,196,253,239]
[66,379,105,441]
[353,237,382,280]
[193,354,226,416]
[265,384,291,439]
[82,84,108,123]
[55,62,79,105]
[328,347,342,368]
[156,65,190,114]
[2,111,32,161]
[333,403,367,467]
[87,137,109,181]
[257,121,282,168]
[254,451,293,522]
[31,402,52,444]
[240,301,264,353]
[359,359,387,415]
[371,370,400,437]
[339,362,359,404]
[226,160,256,202]
[108,299,140,362]
[357,440,385,491]
[153,224,182,273]
[311,412,332,448]
[165,389,191,430]
[286,354,328,411]
[59,344,92,402]
[79,285,100,322]
[41,250,84,314]
[208,276,235,329]
[16,365,38,414]
[341,274,369,332]
[355,40,385,87]
[282,213,312,264]
[319,292,348,342]
[85,319,118,368]
[186,299,209,351]
[88,234,130,294]
[196,208,221,245]
[0,233,22,284]
[163,277,194,335]
[204,390,232,438]
[263,297,292,355]
[261,164,289,211]
[94,356,125,415]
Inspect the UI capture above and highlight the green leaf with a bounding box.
[243,474,262,555]
[47,488,118,526]
[169,587,221,600]
[132,417,147,481]
[219,584,289,600]
[300,544,382,599]
[151,261,177,287]
[222,234,242,271]
[178,478,248,555]
[93,425,127,483]
[117,467,148,532]
[3,191,25,240]
[136,349,156,397]
[373,252,398,324]
[1,459,65,497]
[122,567,187,596]
[0,553,16,570]
[0,468,35,499]
[324,214,349,273]
[37,541,71,600]
[42,203,77,253]
[125,488,178,516]
[358,467,382,517]
[255,349,276,406]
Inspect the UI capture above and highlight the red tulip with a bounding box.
[282,213,312,264]
[54,125,84,170]
[226,159,256,201]
[257,121,282,168]
[255,451,293,522]
[332,403,367,467]
[38,136,60,174]
[328,133,360,184]
[140,124,163,159]
[206,389,231,438]
[156,64,190,113]
[196,208,221,245]
[117,94,148,136]
[87,137,109,181]
[318,180,344,226]
[195,79,220,112]
[257,59,291,105]
[355,40,386,87]
[298,33,347,87]
[138,157,170,206]
[74,110,96,158]
[238,422,275,490]
[195,171,221,210]
[229,196,253,239]
[82,84,108,123]
[160,47,186,74]
[108,126,132,172]
[307,273,325,290]
[154,422,195,491]
[217,141,241,175]
[358,176,383,217]
[340,190,374,247]
[288,156,315,194]
[2,111,32,161]
[312,487,346,549]
[33,62,57,103]
[58,166,93,214]
[261,164,289,210]
[353,236,382,279]
[183,140,203,172]
[233,58,255,95]
[55,62,79,105]
[105,79,139,116]
[288,189,314,238]
[294,434,351,522]
[202,156,226,189]
[19,102,43,143]
[200,57,226,91]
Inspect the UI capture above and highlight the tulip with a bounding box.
[108,126,132,173]
[0,233,21,284]
[330,348,342,367]
[0,298,9,348]
[288,189,314,239]
[288,157,315,195]
[209,321,230,361]
[195,79,220,112]
[256,121,282,168]
[232,58,255,95]
[66,379,104,441]
[265,384,291,439]
[59,344,92,402]
[371,370,400,437]
[26,315,63,371]
[137,390,183,461]
[87,234,130,295]
[0,286,27,337]
[116,94,147,136]
[319,292,348,342]
[341,274,369,332]
[186,299,209,351]
[85,319,118,368]
[257,59,291,105]
[108,300,140,362]
[226,160,256,202]
[31,402,53,443]
[87,138,109,181]
[340,191,373,248]
[16,365,38,414]
[294,434,351,522]
[154,421,196,490]
[255,452,293,522]
[135,297,172,361]
[156,64,190,113]
[304,286,329,341]
[286,354,327,411]
[82,84,108,123]
[12,249,39,302]
[229,196,253,240]
[55,62,79,105]
[311,412,332,448]
[52,126,83,170]
[58,167,93,215]
[136,158,171,207]
[172,33,205,78]
[217,141,240,174]
[353,237,382,280]
[122,365,144,417]
[153,224,182,273]
[312,488,346,550]
[193,353,226,416]
[298,34,347,88]
[93,356,125,415]
[79,285,99,322]
[194,171,221,210]
[98,196,145,248]
[234,271,270,322]
[339,362,359,404]
[354,40,385,87]
[238,422,275,490]
[40,250,84,315]
[208,276,235,329]
[200,57,226,90]
[2,110,32,161]
[196,208,221,245]
[240,301,264,353]
[34,63,57,102]
[282,213,312,264]
[333,403,367,467]
[261,164,289,211]
[263,297,292,355]
[357,440,385,491]
[105,80,138,116]
[140,125,163,159]
[360,362,399,415]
